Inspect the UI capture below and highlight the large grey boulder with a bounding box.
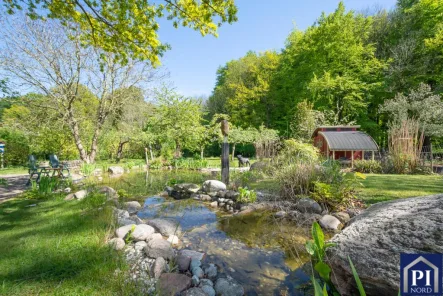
[327,194,443,296]
[157,273,192,296]
[214,276,244,296]
[115,224,135,239]
[108,238,125,250]
[125,201,142,214]
[145,238,174,260]
[295,197,322,214]
[152,256,166,279]
[202,180,226,193]
[74,190,88,200]
[146,218,182,236]
[108,166,124,175]
[98,186,117,198]
[170,183,200,200]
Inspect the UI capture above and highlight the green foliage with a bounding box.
[349,256,367,296]
[275,162,318,199]
[231,171,262,189]
[124,225,136,244]
[81,163,96,176]
[117,189,129,199]
[172,158,209,170]
[3,0,237,65]
[237,187,257,203]
[149,158,164,169]
[38,177,59,196]
[312,172,366,210]
[274,139,319,166]
[0,128,30,165]
[353,160,382,173]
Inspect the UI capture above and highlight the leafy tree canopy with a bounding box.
[3,0,238,64]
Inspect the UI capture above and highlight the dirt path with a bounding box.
[0,174,28,203]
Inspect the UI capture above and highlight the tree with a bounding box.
[3,0,238,64]
[0,16,157,163]
[289,101,324,141]
[380,83,443,137]
[149,87,205,158]
[207,51,280,128]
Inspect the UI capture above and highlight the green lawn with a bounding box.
[359,174,443,204]
[0,166,28,176]
[0,195,139,296]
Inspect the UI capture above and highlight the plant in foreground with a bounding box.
[237,187,257,203]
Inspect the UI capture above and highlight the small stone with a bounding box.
[145,238,174,260]
[125,201,142,214]
[319,215,342,231]
[219,202,225,207]
[132,224,155,241]
[177,255,191,272]
[63,187,72,193]
[295,198,322,214]
[333,211,351,224]
[152,257,166,279]
[108,166,124,175]
[115,224,135,239]
[182,287,206,296]
[204,264,217,280]
[74,190,88,200]
[147,233,163,241]
[192,267,204,278]
[199,279,214,287]
[167,235,180,245]
[200,194,212,201]
[135,241,147,250]
[108,238,125,250]
[214,276,244,296]
[227,200,234,205]
[64,193,75,201]
[192,275,200,286]
[201,285,216,296]
[157,273,192,296]
[146,218,182,236]
[275,211,287,218]
[190,258,201,270]
[178,250,206,261]
[210,201,218,208]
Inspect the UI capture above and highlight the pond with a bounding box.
[102,171,314,295]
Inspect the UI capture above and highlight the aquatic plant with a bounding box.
[237,187,257,203]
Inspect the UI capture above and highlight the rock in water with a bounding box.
[108,166,124,175]
[202,180,227,193]
[294,197,322,214]
[178,250,206,261]
[214,276,244,296]
[146,218,182,236]
[125,201,142,214]
[157,273,192,296]
[327,194,443,296]
[319,215,342,231]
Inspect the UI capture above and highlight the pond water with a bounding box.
[103,171,314,295]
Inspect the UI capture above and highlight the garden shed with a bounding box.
[312,126,378,166]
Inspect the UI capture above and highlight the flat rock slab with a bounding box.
[178,249,206,261]
[157,273,191,296]
[146,218,182,236]
[328,194,443,296]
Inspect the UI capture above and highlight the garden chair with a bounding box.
[27,155,42,185]
[49,154,71,178]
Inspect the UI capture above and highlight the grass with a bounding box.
[0,166,28,175]
[359,174,443,204]
[0,194,140,296]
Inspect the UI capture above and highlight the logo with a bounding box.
[401,254,442,296]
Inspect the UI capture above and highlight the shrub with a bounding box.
[312,172,366,210]
[237,187,257,203]
[274,139,319,167]
[80,163,96,176]
[353,160,382,173]
[276,162,318,200]
[231,170,262,189]
[149,158,163,169]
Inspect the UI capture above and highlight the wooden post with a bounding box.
[351,150,354,168]
[221,120,230,185]
[144,147,149,169]
[430,143,434,173]
[332,151,335,161]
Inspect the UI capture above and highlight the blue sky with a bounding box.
[157,0,397,98]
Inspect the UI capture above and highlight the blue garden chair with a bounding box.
[49,154,71,178]
[27,155,42,185]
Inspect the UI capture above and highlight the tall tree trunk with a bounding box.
[88,122,104,164]
[200,147,204,159]
[116,140,129,162]
[231,143,236,161]
[67,108,90,163]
